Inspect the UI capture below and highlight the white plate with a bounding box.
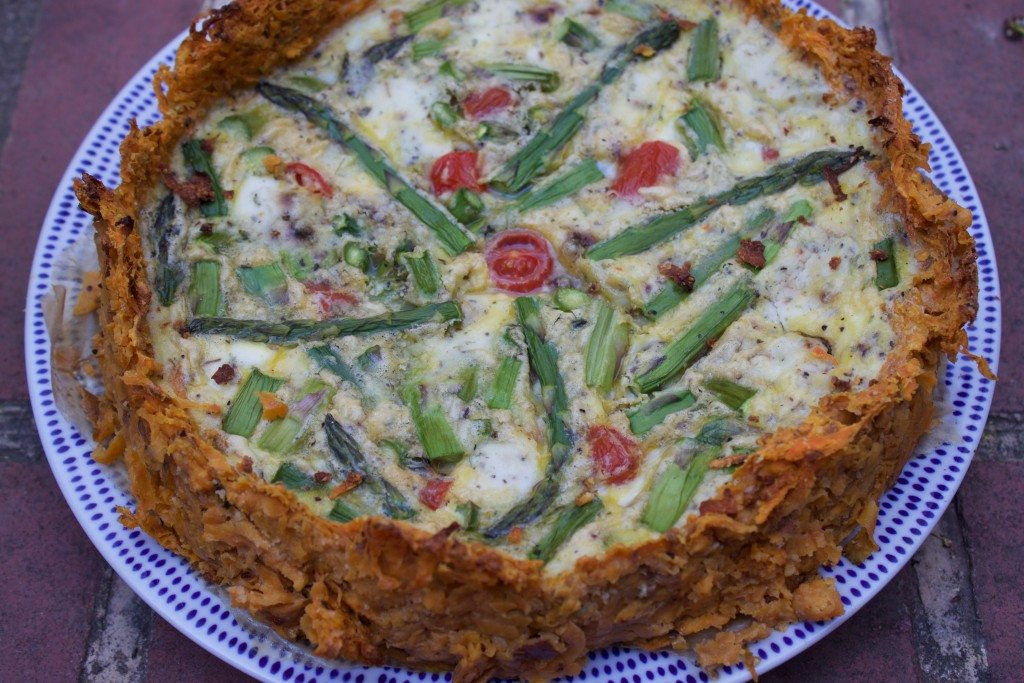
[25,2,1001,681]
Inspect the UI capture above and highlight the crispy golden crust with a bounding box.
[73,1,978,679]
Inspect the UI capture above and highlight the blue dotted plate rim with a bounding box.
[24,2,1001,682]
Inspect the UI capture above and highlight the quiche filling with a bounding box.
[145,0,913,571]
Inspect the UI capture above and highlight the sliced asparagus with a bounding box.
[557,18,602,51]
[307,345,361,387]
[704,378,756,411]
[528,498,604,563]
[687,18,720,82]
[404,0,466,33]
[237,263,288,305]
[272,461,316,490]
[187,300,462,345]
[189,261,221,317]
[181,139,227,218]
[483,63,561,92]
[151,195,182,307]
[324,414,415,519]
[587,148,866,260]
[486,356,522,409]
[641,446,719,532]
[404,252,443,295]
[584,301,630,394]
[401,384,466,464]
[223,368,285,437]
[515,158,603,213]
[872,237,898,290]
[257,82,473,255]
[678,99,725,158]
[627,390,696,437]
[257,379,334,453]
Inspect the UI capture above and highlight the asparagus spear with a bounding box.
[223,368,285,437]
[257,379,334,453]
[413,38,445,61]
[403,252,443,295]
[678,99,725,159]
[528,498,604,563]
[456,365,478,402]
[324,414,415,519]
[404,0,466,33]
[605,0,654,21]
[429,101,459,129]
[486,356,522,409]
[641,446,719,532]
[872,237,898,290]
[257,82,473,255]
[483,63,561,92]
[587,148,866,260]
[307,345,361,387]
[401,384,466,464]
[557,18,602,51]
[151,194,182,307]
[515,158,604,213]
[687,18,720,82]
[447,188,484,225]
[363,35,414,64]
[272,461,316,490]
[327,499,364,523]
[635,280,755,393]
[237,263,288,305]
[704,378,756,411]
[584,301,630,394]
[553,287,589,312]
[187,300,462,345]
[181,139,228,218]
[189,261,222,317]
[489,19,681,193]
[483,297,573,538]
[627,390,696,436]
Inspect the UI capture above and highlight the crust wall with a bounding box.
[73,1,978,680]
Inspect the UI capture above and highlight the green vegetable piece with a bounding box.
[627,390,696,437]
[181,139,228,218]
[438,60,466,81]
[528,498,603,563]
[404,252,443,295]
[641,446,718,532]
[237,262,288,305]
[332,213,363,236]
[687,18,721,82]
[223,368,285,437]
[151,195,182,307]
[679,99,725,157]
[257,82,474,255]
[258,380,334,454]
[552,287,589,312]
[288,74,329,92]
[327,499,364,523]
[695,415,745,446]
[872,237,898,290]
[587,148,866,260]
[343,242,370,272]
[783,199,813,224]
[413,38,445,61]
[239,146,276,174]
[362,35,413,64]
[189,261,222,317]
[605,0,653,21]
[487,357,522,409]
[456,366,478,403]
[280,250,317,281]
[324,414,416,519]
[402,384,466,464]
[272,462,316,490]
[557,18,602,51]
[635,281,755,393]
[216,115,252,140]
[195,231,233,254]
[356,344,382,371]
[516,158,603,213]
[456,501,480,532]
[447,188,484,225]
[307,345,361,387]
[430,101,460,129]
[483,62,561,92]
[704,378,756,412]
[584,301,630,394]
[189,300,463,345]
[404,0,466,33]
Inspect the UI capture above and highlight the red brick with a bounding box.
[0,0,198,400]
[766,565,919,680]
[146,616,256,683]
[959,461,1024,680]
[0,461,105,678]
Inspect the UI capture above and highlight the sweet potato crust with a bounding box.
[73,1,978,679]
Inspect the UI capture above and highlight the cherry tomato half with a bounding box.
[286,162,334,198]
[587,424,639,484]
[305,282,358,317]
[484,229,554,293]
[462,87,514,120]
[419,479,453,510]
[611,140,680,197]
[430,150,484,195]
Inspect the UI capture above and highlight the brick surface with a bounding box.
[959,462,1024,681]
[146,616,255,683]
[0,0,197,401]
[0,461,106,679]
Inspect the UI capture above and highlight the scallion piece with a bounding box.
[307,345,360,387]
[641,446,719,532]
[553,287,589,312]
[687,18,721,82]
[447,188,484,225]
[456,366,478,402]
[189,260,222,317]
[181,139,227,217]
[237,263,288,305]
[584,301,629,394]
[528,498,603,563]
[679,99,725,156]
[515,158,603,213]
[402,384,466,464]
[627,390,696,437]
[873,237,898,290]
[404,252,443,295]
[429,101,459,129]
[557,18,602,51]
[324,414,415,519]
[412,38,445,61]
[223,368,285,437]
[635,281,755,393]
[272,462,316,490]
[704,378,756,412]
[487,357,522,409]
[483,62,561,92]
[188,300,463,345]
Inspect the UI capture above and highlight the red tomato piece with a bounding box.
[587,425,639,484]
[761,146,780,162]
[484,229,554,293]
[419,479,453,510]
[462,87,514,120]
[305,282,358,317]
[430,151,484,195]
[611,141,680,197]
[286,162,334,198]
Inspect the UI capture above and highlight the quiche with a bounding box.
[74,0,979,679]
